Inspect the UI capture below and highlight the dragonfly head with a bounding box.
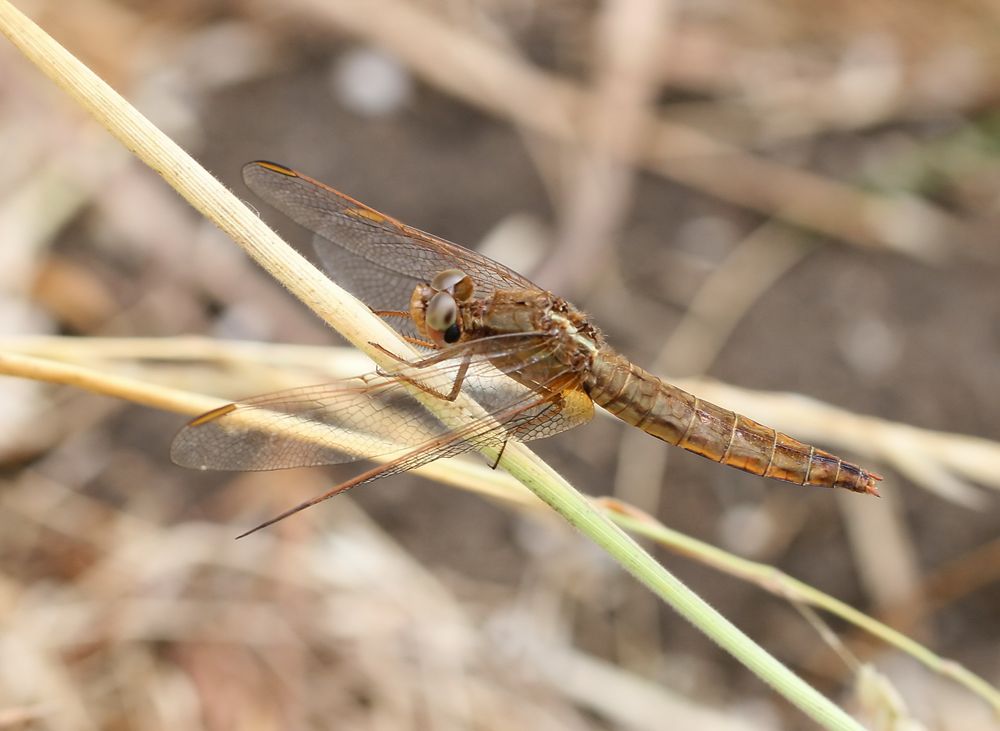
[410,268,475,348]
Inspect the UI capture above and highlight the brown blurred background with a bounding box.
[1,0,999,729]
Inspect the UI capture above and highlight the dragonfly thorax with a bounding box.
[476,288,605,372]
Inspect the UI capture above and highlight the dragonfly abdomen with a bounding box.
[587,351,880,495]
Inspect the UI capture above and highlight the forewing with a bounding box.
[242,162,540,335]
[172,334,593,472]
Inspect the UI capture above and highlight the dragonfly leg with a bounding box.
[490,437,509,469]
[369,341,448,366]
[371,350,473,402]
[440,354,471,401]
[368,309,438,350]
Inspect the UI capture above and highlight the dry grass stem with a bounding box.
[9,336,994,505]
[0,349,538,508]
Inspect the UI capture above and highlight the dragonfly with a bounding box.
[172,161,882,536]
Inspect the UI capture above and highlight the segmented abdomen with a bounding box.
[586,351,881,494]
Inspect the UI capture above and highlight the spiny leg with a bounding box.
[401,335,436,349]
[370,341,456,368]
[396,353,471,402]
[368,343,473,402]
[440,354,471,401]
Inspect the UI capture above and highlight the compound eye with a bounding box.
[431,269,465,292]
[452,274,474,302]
[425,291,458,332]
[431,269,474,302]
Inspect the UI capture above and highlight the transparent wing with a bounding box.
[171,333,593,472]
[232,365,594,537]
[242,161,541,338]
